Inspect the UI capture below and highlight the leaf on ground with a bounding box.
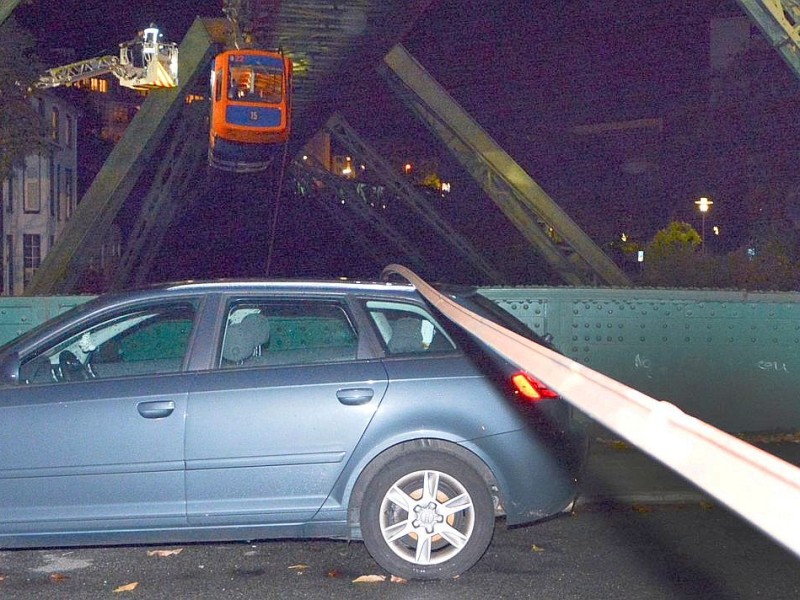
[288,564,309,571]
[0,574,6,582]
[49,573,69,583]
[699,501,715,511]
[113,582,139,593]
[352,574,386,583]
[531,544,546,553]
[632,504,652,514]
[326,569,340,578]
[390,575,408,584]
[147,548,183,557]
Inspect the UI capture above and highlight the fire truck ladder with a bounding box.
[380,44,631,287]
[28,18,224,294]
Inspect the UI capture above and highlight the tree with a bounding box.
[641,221,709,287]
[0,16,45,182]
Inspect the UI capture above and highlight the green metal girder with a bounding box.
[737,0,800,80]
[480,285,800,433]
[323,114,507,284]
[0,0,23,25]
[27,18,225,295]
[289,153,430,273]
[381,45,631,288]
[111,102,210,290]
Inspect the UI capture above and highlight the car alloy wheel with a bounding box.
[360,452,494,580]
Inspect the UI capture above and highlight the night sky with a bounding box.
[14,0,783,285]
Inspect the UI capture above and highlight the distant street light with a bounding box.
[694,197,714,253]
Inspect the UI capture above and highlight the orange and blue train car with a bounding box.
[209,49,293,173]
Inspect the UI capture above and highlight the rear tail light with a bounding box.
[511,371,559,401]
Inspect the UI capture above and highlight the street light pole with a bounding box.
[694,197,714,254]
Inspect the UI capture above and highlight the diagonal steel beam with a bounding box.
[111,102,210,290]
[290,153,429,274]
[324,113,507,284]
[0,0,23,25]
[27,18,227,295]
[736,0,800,80]
[381,44,631,287]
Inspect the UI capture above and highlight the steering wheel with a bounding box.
[58,350,91,382]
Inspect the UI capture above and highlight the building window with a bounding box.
[7,235,14,296]
[65,114,73,148]
[23,234,41,289]
[51,106,60,143]
[57,164,62,221]
[64,168,74,218]
[5,173,13,213]
[23,160,40,213]
[49,155,55,217]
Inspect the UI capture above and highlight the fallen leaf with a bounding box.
[390,575,408,584]
[288,564,309,573]
[632,504,652,514]
[0,574,6,582]
[326,569,341,578]
[113,582,139,593]
[49,573,69,583]
[699,501,714,511]
[531,544,545,553]
[352,574,386,583]
[147,548,183,557]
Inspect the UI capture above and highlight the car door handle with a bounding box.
[137,400,175,419]
[336,388,374,406]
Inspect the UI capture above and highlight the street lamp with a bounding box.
[694,196,714,253]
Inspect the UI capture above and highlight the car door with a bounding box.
[0,300,197,538]
[185,296,388,525]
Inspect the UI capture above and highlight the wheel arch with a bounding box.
[346,438,501,533]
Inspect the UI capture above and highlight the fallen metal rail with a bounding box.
[384,264,800,560]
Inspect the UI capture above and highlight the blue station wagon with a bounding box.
[0,279,585,579]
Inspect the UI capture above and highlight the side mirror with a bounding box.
[0,351,21,385]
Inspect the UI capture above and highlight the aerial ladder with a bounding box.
[35,26,179,91]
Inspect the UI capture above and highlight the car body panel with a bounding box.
[0,279,585,551]
[0,374,189,536]
[185,360,388,525]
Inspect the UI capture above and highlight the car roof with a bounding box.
[158,278,418,296]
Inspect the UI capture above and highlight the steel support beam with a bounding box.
[0,0,23,25]
[27,18,227,295]
[381,44,631,287]
[111,102,210,290]
[324,113,507,284]
[737,0,800,80]
[289,154,428,273]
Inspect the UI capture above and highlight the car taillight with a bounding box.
[511,371,559,401]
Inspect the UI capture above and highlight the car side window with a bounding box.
[219,299,358,368]
[18,302,196,384]
[365,300,456,355]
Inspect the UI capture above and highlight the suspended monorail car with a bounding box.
[209,49,293,173]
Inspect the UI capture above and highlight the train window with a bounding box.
[229,65,283,103]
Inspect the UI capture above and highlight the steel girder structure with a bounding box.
[289,154,429,274]
[381,45,631,288]
[324,114,507,284]
[110,102,210,290]
[27,18,227,295]
[737,0,800,79]
[0,0,22,25]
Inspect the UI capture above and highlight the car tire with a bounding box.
[359,451,495,580]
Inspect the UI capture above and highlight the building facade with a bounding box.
[0,93,78,295]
